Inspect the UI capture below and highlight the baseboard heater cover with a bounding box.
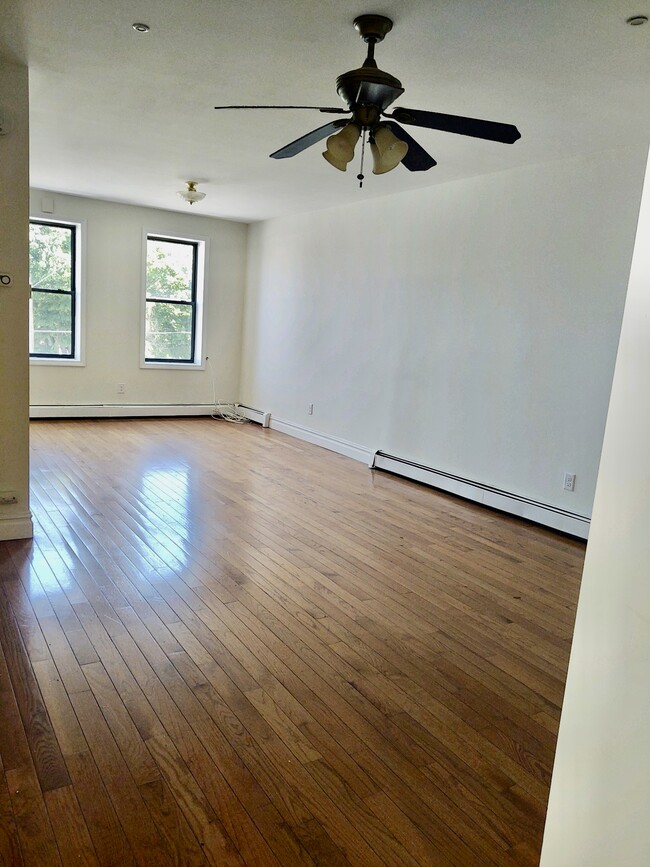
[371,451,590,539]
[30,404,218,419]
[236,405,271,427]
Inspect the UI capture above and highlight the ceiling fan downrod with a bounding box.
[355,14,393,70]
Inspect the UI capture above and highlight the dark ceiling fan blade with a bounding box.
[214,105,349,114]
[384,122,437,171]
[269,119,351,159]
[389,107,521,143]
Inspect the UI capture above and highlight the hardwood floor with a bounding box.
[0,418,584,865]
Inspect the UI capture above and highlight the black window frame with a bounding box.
[144,234,199,364]
[29,219,78,360]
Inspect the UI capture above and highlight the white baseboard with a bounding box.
[0,513,34,541]
[372,451,590,539]
[269,417,374,464]
[30,404,216,419]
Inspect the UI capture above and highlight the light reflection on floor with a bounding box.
[138,465,191,575]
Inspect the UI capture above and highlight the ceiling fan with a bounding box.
[214,14,521,183]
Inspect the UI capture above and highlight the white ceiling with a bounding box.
[1,0,649,222]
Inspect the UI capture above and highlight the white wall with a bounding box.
[541,147,650,865]
[240,147,646,518]
[0,59,32,540]
[29,191,248,408]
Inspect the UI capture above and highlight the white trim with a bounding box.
[30,404,216,419]
[269,417,374,464]
[28,216,86,364]
[140,229,208,369]
[139,361,207,371]
[29,358,86,367]
[0,514,34,541]
[372,451,590,539]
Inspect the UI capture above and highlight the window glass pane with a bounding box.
[29,223,73,292]
[145,301,193,361]
[146,239,194,301]
[30,292,73,356]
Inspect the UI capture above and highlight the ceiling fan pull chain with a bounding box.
[357,131,366,188]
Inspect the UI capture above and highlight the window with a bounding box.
[143,234,206,365]
[29,220,80,360]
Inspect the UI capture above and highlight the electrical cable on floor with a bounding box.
[206,355,246,423]
[212,402,246,423]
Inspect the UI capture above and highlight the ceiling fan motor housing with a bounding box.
[336,67,404,117]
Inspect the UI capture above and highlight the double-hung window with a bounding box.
[143,234,206,366]
[29,219,81,360]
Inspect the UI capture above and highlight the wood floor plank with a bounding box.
[0,590,71,793]
[0,637,33,773]
[0,754,24,866]
[144,729,245,867]
[6,763,62,866]
[364,789,455,867]
[83,659,157,778]
[0,578,51,665]
[106,621,284,866]
[19,418,585,866]
[68,689,175,867]
[44,784,100,867]
[31,658,88,758]
[64,749,135,867]
[138,776,209,867]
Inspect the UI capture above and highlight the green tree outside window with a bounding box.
[145,237,198,362]
[29,221,76,357]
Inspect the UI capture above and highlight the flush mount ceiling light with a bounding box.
[215,13,521,188]
[132,22,150,33]
[626,14,648,25]
[177,181,206,205]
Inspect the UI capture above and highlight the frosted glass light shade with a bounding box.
[371,125,408,174]
[322,123,361,171]
[178,181,206,205]
[322,150,350,171]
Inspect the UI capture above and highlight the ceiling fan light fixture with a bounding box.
[371,125,409,174]
[322,150,350,171]
[177,181,206,205]
[322,123,361,171]
[214,14,520,182]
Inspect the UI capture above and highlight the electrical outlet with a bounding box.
[117,383,126,394]
[308,403,314,415]
[563,472,576,492]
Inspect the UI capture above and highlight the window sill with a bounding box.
[30,358,85,367]
[140,361,206,371]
